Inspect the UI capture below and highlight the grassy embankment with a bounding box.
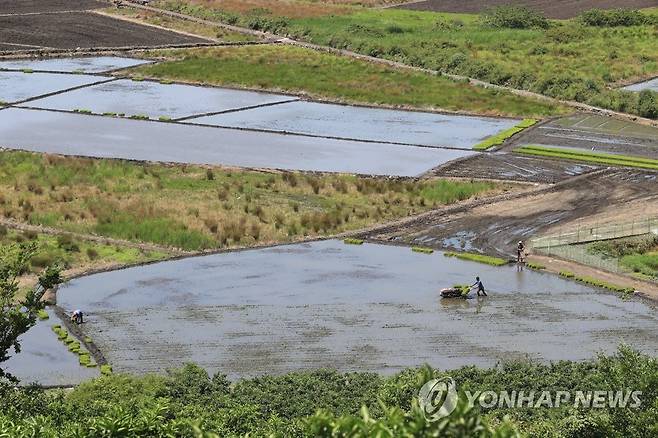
[473,118,537,150]
[588,234,658,280]
[133,45,564,117]
[515,145,658,169]
[0,151,512,252]
[1,347,655,436]
[153,1,658,119]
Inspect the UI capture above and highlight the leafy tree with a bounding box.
[0,243,62,381]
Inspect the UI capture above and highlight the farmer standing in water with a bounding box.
[471,276,487,296]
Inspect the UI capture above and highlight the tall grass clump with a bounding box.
[480,6,549,29]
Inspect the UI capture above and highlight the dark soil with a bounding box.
[432,152,599,183]
[365,169,658,257]
[0,11,207,50]
[397,0,658,19]
[0,0,106,15]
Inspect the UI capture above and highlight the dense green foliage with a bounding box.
[579,9,657,27]
[480,6,549,29]
[1,348,656,436]
[515,145,658,170]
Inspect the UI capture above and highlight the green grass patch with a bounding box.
[559,270,575,278]
[473,119,538,150]
[100,364,113,376]
[129,114,150,120]
[412,246,433,254]
[444,251,508,266]
[0,150,510,251]
[20,68,33,74]
[515,145,658,169]
[158,116,172,122]
[343,238,364,245]
[134,45,563,117]
[559,270,633,294]
[525,262,545,270]
[36,309,49,320]
[73,109,93,115]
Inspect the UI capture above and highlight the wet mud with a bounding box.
[368,169,658,257]
[55,240,658,379]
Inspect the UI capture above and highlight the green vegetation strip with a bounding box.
[36,309,49,320]
[525,262,545,270]
[2,348,654,436]
[473,119,538,150]
[444,251,508,266]
[51,325,97,368]
[515,145,658,170]
[134,45,563,118]
[559,271,634,294]
[343,238,364,245]
[411,246,434,254]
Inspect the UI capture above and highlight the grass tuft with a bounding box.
[412,246,434,254]
[343,238,364,245]
[100,364,113,376]
[444,251,508,266]
[36,309,49,320]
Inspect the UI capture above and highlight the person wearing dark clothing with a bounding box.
[517,241,526,263]
[471,276,487,296]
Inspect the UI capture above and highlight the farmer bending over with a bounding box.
[70,309,84,325]
[517,241,526,263]
[471,276,487,297]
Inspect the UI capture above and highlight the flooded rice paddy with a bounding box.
[0,71,109,104]
[191,101,518,148]
[4,308,98,386]
[623,78,658,93]
[51,240,658,380]
[0,108,471,175]
[24,79,297,120]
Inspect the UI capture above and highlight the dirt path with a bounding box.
[365,169,658,257]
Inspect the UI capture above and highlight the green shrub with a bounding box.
[480,6,549,29]
[579,9,654,27]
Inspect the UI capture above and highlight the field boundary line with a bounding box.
[173,98,300,121]
[122,1,658,127]
[6,77,119,106]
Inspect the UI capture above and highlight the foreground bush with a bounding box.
[0,347,656,437]
[480,6,549,29]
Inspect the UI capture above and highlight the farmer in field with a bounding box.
[471,276,487,297]
[517,241,526,263]
[70,309,84,325]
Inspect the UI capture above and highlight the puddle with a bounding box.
[0,56,151,73]
[24,79,296,119]
[0,71,109,103]
[623,78,658,92]
[0,108,471,176]
[56,240,658,379]
[3,308,99,385]
[191,100,519,149]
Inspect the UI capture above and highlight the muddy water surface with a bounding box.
[0,56,151,73]
[4,308,99,385]
[24,79,296,119]
[57,241,658,379]
[0,71,108,103]
[0,108,470,176]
